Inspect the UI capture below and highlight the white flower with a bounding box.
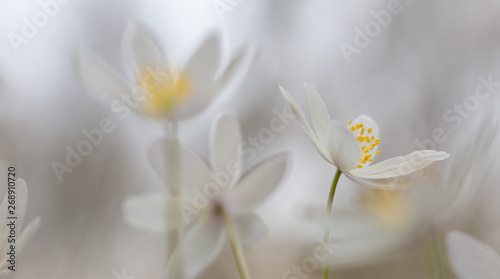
[122,114,288,278]
[280,83,449,188]
[77,23,255,120]
[0,179,41,278]
[446,231,500,279]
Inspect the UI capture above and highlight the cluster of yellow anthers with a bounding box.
[141,68,191,115]
[348,121,381,169]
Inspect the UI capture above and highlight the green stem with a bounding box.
[423,234,457,279]
[164,120,183,279]
[219,205,252,279]
[323,169,342,279]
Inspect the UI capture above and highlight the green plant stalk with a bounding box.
[323,169,342,279]
[164,120,183,279]
[220,205,252,279]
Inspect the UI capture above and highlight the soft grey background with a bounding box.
[1,0,500,278]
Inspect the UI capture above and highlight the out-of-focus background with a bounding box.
[1,0,500,278]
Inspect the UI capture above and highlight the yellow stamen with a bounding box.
[347,119,382,168]
[140,67,191,116]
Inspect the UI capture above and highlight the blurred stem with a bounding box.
[323,169,342,279]
[164,120,183,279]
[219,205,252,279]
[423,234,457,279]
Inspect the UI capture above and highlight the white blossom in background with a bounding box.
[0,179,40,279]
[77,23,255,120]
[299,119,500,270]
[122,113,288,278]
[446,230,500,279]
[280,83,449,188]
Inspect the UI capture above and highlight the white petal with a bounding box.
[148,138,212,193]
[184,32,220,94]
[122,194,184,233]
[123,23,167,78]
[233,213,269,245]
[326,121,361,171]
[446,231,500,279]
[210,113,242,186]
[77,51,133,101]
[349,115,379,167]
[166,214,225,278]
[349,150,450,179]
[279,86,331,162]
[304,83,330,144]
[224,152,288,214]
[215,45,257,92]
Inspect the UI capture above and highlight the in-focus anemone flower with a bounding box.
[446,231,500,279]
[279,83,450,188]
[77,23,255,121]
[123,114,288,279]
[0,179,40,279]
[280,83,449,278]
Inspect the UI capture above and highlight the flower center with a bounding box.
[140,67,191,116]
[348,121,381,169]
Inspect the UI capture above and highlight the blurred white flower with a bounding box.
[446,231,500,279]
[77,23,255,120]
[122,114,288,278]
[280,83,449,188]
[0,179,40,279]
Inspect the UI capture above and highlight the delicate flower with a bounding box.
[300,120,500,269]
[279,83,449,188]
[446,230,500,279]
[0,179,41,278]
[122,114,288,278]
[77,23,255,120]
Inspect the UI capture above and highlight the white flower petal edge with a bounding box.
[122,194,184,233]
[77,51,133,102]
[349,150,450,179]
[233,213,269,245]
[184,32,220,93]
[304,83,331,145]
[210,113,242,187]
[215,44,257,93]
[224,152,288,215]
[446,231,500,279]
[279,85,331,161]
[166,213,226,279]
[123,23,167,78]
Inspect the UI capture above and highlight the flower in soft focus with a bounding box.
[122,114,288,278]
[0,179,41,279]
[280,83,449,188]
[446,231,500,279]
[77,23,255,120]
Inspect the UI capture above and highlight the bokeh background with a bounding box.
[1,0,500,278]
